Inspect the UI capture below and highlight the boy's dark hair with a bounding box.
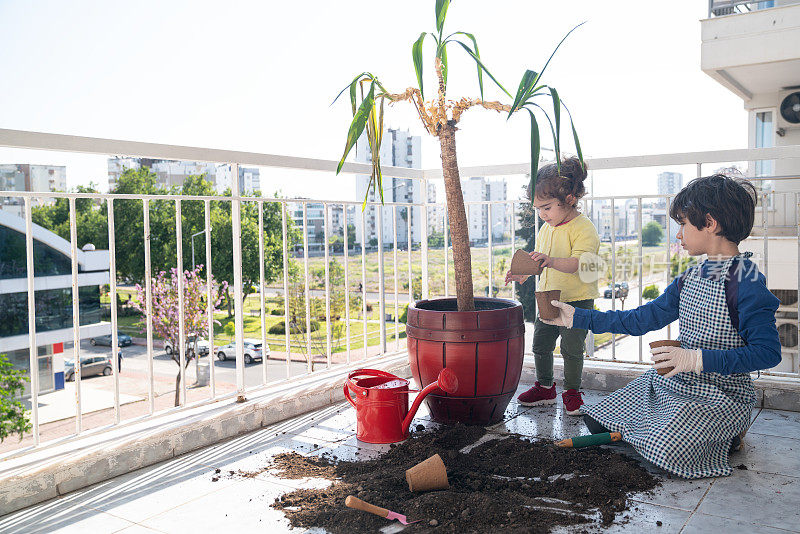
[528,156,588,206]
[669,174,757,244]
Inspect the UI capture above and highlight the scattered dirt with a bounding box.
[260,424,659,533]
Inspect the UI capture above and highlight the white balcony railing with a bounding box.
[1,128,800,460]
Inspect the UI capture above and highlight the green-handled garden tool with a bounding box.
[556,432,622,448]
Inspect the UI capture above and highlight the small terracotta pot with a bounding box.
[405,454,449,492]
[535,290,562,320]
[649,340,681,376]
[510,249,544,276]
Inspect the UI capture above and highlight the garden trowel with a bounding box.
[345,495,420,525]
[556,432,622,448]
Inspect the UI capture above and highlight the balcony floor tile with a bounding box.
[3,386,799,534]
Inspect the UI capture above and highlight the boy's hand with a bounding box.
[529,252,554,268]
[540,301,575,328]
[651,347,703,377]
[504,270,530,286]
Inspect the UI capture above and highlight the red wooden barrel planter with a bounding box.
[406,297,525,425]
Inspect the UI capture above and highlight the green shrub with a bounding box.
[399,303,409,323]
[270,308,284,316]
[223,321,235,336]
[268,320,320,335]
[0,354,31,442]
[642,284,660,301]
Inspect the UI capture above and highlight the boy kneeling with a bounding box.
[543,175,781,479]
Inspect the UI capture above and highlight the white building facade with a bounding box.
[701,0,800,372]
[0,164,67,218]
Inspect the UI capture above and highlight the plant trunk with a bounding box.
[439,122,475,311]
[226,286,232,317]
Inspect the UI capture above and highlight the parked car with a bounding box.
[604,282,630,299]
[65,354,113,380]
[164,336,210,357]
[90,332,133,346]
[216,338,269,364]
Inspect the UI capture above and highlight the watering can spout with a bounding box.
[402,368,458,435]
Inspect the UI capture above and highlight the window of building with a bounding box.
[0,226,72,279]
[755,110,774,178]
[0,286,102,337]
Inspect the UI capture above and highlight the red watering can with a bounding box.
[344,368,458,444]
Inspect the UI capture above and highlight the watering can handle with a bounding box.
[343,384,356,408]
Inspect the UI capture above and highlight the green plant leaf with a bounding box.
[412,32,427,100]
[453,40,510,98]
[438,42,448,90]
[549,86,561,160]
[508,69,538,117]
[526,102,560,173]
[526,108,541,199]
[337,81,375,175]
[562,101,585,166]
[537,22,585,84]
[435,0,450,35]
[449,32,483,98]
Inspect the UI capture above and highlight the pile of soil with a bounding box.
[262,424,659,533]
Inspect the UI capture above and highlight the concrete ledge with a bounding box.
[0,355,410,517]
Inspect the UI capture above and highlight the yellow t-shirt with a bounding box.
[534,212,600,302]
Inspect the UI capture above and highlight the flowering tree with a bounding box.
[132,266,227,406]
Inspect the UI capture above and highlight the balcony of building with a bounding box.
[1,129,800,532]
[702,1,800,100]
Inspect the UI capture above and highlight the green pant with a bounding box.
[532,299,593,391]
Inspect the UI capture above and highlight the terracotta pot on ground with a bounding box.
[535,290,562,320]
[406,297,525,425]
[649,340,681,376]
[405,454,449,492]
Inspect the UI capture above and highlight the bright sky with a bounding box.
[0,0,747,200]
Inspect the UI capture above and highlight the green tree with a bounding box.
[31,183,108,248]
[641,221,664,247]
[0,353,31,442]
[427,229,445,248]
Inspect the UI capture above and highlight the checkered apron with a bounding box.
[583,254,756,479]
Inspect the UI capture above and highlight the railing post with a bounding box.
[421,177,429,299]
[231,163,246,401]
[175,198,186,407]
[281,202,291,379]
[24,197,40,445]
[637,197,643,363]
[258,200,268,384]
[203,199,215,399]
[323,203,332,367]
[302,202,312,372]
[610,198,616,360]
[69,198,83,433]
[107,198,121,422]
[377,204,387,353]
[143,199,155,413]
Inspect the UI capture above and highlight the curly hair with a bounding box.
[527,156,588,207]
[669,174,758,244]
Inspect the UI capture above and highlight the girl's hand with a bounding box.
[505,270,530,286]
[530,252,554,268]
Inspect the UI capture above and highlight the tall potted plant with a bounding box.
[337,1,584,424]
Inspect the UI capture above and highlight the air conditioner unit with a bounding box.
[777,89,800,131]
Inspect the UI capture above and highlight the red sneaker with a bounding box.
[517,382,557,406]
[562,389,584,416]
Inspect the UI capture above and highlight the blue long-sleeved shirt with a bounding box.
[572,257,782,375]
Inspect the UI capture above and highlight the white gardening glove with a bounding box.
[540,301,575,328]
[651,346,703,378]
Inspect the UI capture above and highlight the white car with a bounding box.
[216,338,269,365]
[164,336,210,357]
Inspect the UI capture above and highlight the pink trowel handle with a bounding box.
[345,496,419,525]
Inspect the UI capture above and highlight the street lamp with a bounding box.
[191,229,207,268]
